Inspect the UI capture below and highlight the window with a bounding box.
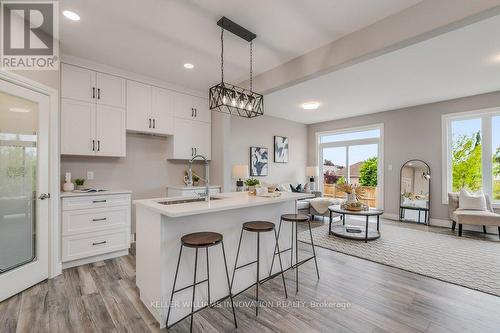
[442,109,500,204]
[317,124,383,208]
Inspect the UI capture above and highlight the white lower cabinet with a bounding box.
[61,193,131,266]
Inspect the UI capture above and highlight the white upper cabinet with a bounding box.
[151,87,174,135]
[96,72,126,108]
[95,105,126,157]
[126,80,151,133]
[126,81,174,136]
[62,64,95,103]
[61,63,126,156]
[60,99,95,155]
[173,92,211,123]
[167,118,211,160]
[62,64,125,108]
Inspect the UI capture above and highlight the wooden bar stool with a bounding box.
[230,221,287,316]
[166,232,237,332]
[270,213,320,293]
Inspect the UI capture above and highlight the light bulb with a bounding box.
[222,96,227,104]
[247,105,253,111]
[240,101,245,108]
[231,99,236,106]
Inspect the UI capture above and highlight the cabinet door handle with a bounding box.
[149,118,152,128]
[97,88,101,100]
[92,217,107,222]
[97,140,100,151]
[194,147,197,155]
[92,139,95,151]
[191,108,194,117]
[195,108,197,117]
[92,199,107,203]
[92,241,107,246]
[153,119,156,128]
[92,87,95,99]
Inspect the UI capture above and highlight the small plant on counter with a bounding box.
[74,178,85,186]
[244,178,260,187]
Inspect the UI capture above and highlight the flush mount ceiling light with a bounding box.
[209,17,263,118]
[301,102,320,110]
[63,10,80,21]
[183,63,194,69]
[9,107,30,113]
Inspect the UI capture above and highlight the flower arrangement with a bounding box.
[336,183,365,200]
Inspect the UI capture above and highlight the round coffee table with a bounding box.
[328,205,383,243]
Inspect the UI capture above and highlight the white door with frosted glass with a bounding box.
[0,79,49,301]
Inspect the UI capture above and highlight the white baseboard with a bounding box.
[61,249,129,270]
[383,212,499,234]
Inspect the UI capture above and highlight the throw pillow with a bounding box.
[290,184,303,193]
[458,188,487,211]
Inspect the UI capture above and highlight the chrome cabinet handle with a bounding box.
[92,241,107,246]
[38,193,50,200]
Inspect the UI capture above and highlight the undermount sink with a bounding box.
[158,196,224,205]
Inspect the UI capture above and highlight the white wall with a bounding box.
[229,115,308,188]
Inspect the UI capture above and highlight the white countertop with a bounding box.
[166,185,221,190]
[60,189,132,198]
[134,191,313,218]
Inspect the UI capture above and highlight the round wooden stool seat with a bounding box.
[281,213,309,222]
[243,221,275,232]
[181,232,223,248]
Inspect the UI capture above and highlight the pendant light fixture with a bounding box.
[209,17,263,118]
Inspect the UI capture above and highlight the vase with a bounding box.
[347,193,357,203]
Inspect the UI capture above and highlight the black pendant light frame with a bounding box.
[209,17,264,118]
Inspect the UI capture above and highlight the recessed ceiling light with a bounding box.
[63,10,80,21]
[183,63,194,69]
[9,107,30,113]
[301,102,320,110]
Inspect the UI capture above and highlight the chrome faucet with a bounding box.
[188,154,210,201]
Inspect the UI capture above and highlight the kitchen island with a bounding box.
[134,191,312,328]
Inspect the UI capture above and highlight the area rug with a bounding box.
[297,220,500,297]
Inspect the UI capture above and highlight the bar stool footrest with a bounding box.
[173,279,208,294]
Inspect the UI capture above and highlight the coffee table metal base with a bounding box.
[330,225,380,241]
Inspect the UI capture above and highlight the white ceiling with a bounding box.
[59,0,421,93]
[266,13,500,124]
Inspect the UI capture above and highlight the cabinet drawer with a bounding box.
[62,194,130,211]
[62,207,129,236]
[62,229,129,262]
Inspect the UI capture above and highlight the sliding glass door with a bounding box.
[318,126,383,208]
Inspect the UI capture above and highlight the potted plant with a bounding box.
[244,178,260,194]
[74,178,85,190]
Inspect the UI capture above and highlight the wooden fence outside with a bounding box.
[323,184,378,208]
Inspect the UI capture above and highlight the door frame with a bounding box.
[0,70,61,279]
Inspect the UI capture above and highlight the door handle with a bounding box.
[92,87,95,99]
[97,88,101,100]
[38,193,50,200]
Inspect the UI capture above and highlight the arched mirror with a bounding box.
[399,160,430,224]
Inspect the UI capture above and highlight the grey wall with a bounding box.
[229,115,308,188]
[308,90,500,221]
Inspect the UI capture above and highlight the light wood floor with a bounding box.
[1,221,500,333]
